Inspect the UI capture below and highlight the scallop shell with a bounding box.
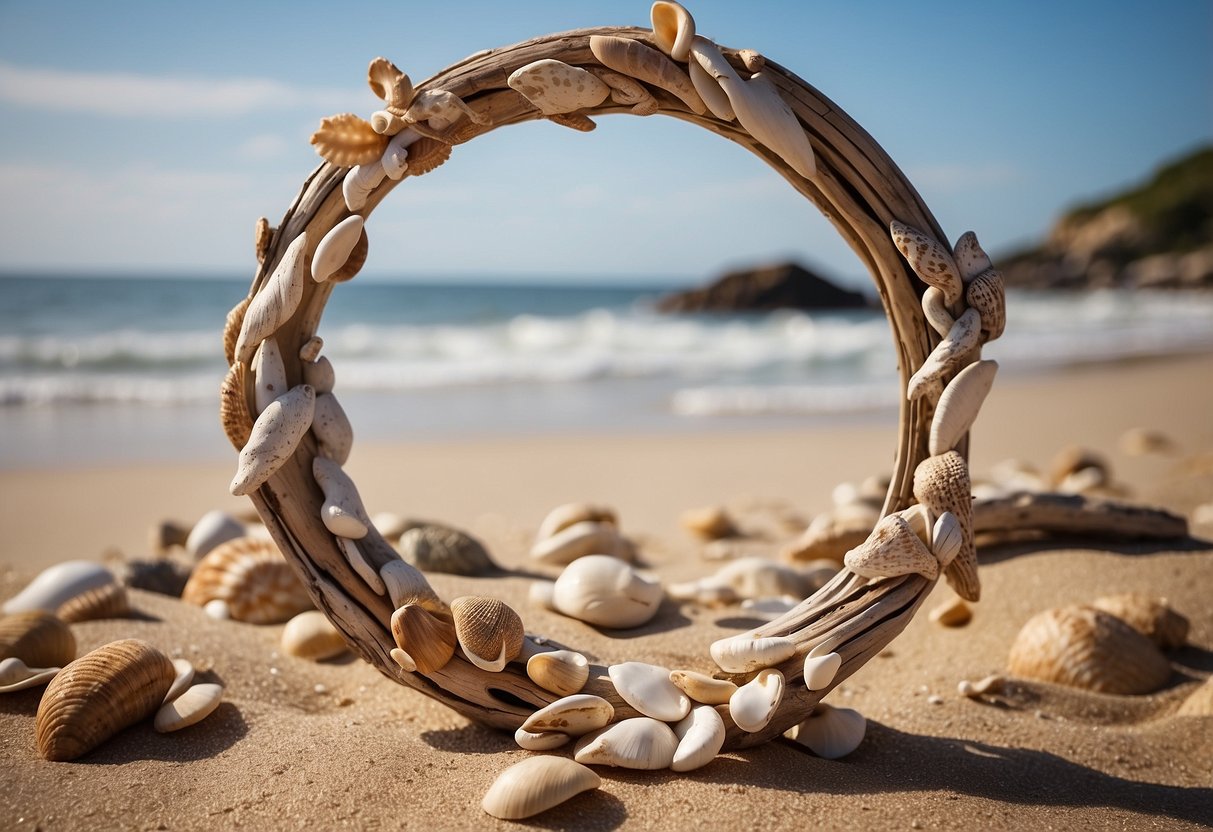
[390,604,456,674]
[527,650,590,697]
[929,359,999,456]
[367,57,414,112]
[522,693,614,737]
[671,704,725,772]
[397,523,498,576]
[450,596,524,672]
[223,294,250,366]
[650,1,696,61]
[219,363,253,450]
[1089,594,1188,650]
[2,560,118,617]
[608,661,690,722]
[181,537,313,625]
[843,514,940,582]
[890,220,963,306]
[680,505,737,540]
[785,703,866,759]
[709,635,796,674]
[531,520,637,565]
[253,217,273,265]
[574,717,679,770]
[0,611,75,668]
[966,269,1006,342]
[536,503,618,542]
[1006,605,1172,695]
[57,581,130,623]
[153,682,224,733]
[233,233,308,365]
[35,638,175,761]
[282,610,349,661]
[729,668,784,733]
[310,113,389,167]
[953,231,992,282]
[588,35,706,115]
[230,383,315,496]
[907,309,982,401]
[507,59,610,116]
[914,451,979,602]
[481,756,600,820]
[668,669,737,705]
[551,555,662,629]
[312,215,366,284]
[402,137,452,177]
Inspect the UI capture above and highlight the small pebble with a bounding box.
[928,695,943,705]
[314,683,327,694]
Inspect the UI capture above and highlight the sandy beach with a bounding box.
[2,351,1212,830]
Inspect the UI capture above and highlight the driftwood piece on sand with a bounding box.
[974,492,1189,542]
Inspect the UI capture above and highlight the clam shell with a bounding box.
[57,581,130,623]
[397,523,498,576]
[390,604,456,674]
[669,669,737,705]
[929,359,999,456]
[536,502,618,542]
[282,610,349,661]
[153,682,223,733]
[907,309,982,402]
[588,35,706,115]
[310,113,389,167]
[728,668,784,733]
[514,726,570,751]
[650,1,696,61]
[1006,605,1172,695]
[1089,594,1188,650]
[711,557,811,599]
[252,336,287,414]
[0,657,61,693]
[2,560,118,618]
[608,661,690,722]
[35,638,174,761]
[230,383,315,497]
[182,537,313,625]
[843,514,940,581]
[914,451,978,601]
[803,650,842,691]
[522,693,614,736]
[507,59,610,116]
[671,704,725,772]
[312,393,353,465]
[312,215,366,284]
[688,58,735,120]
[219,363,253,451]
[531,520,636,565]
[450,596,524,672]
[680,505,737,540]
[223,294,250,366]
[574,717,679,770]
[953,231,992,282]
[890,220,963,306]
[367,57,414,112]
[186,510,247,560]
[0,611,75,668]
[312,456,371,539]
[527,650,590,697]
[966,269,1006,342]
[786,703,866,759]
[709,635,796,674]
[164,658,194,705]
[551,555,662,629]
[481,756,600,820]
[233,233,308,365]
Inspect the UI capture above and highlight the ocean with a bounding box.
[2,274,1212,468]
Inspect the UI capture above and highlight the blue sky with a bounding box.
[0,0,1208,287]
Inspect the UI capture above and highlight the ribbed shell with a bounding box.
[35,639,174,761]
[965,269,1006,342]
[0,611,75,668]
[1007,605,1172,695]
[390,604,457,674]
[913,451,979,601]
[219,363,253,450]
[181,537,312,624]
[450,596,524,670]
[222,295,250,367]
[310,113,389,167]
[58,582,130,623]
[1090,594,1189,650]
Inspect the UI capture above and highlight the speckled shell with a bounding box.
[390,604,457,674]
[953,231,992,282]
[0,612,75,668]
[891,220,963,306]
[913,451,978,602]
[843,514,940,581]
[450,596,524,672]
[507,59,610,116]
[1007,605,1173,695]
[966,269,1006,342]
[57,581,130,623]
[310,113,389,167]
[481,756,600,820]
[181,537,313,624]
[35,638,174,761]
[397,523,498,576]
[1090,594,1189,650]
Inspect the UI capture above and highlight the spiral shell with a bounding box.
[1090,594,1189,650]
[450,596,524,672]
[35,639,175,761]
[181,537,313,624]
[0,611,75,668]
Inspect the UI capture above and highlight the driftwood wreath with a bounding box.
[220,2,1008,761]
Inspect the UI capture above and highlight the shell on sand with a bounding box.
[552,555,662,629]
[450,596,524,672]
[526,650,590,697]
[679,506,737,540]
[573,717,679,770]
[57,581,130,623]
[481,756,600,820]
[0,611,75,668]
[671,704,725,772]
[785,703,866,759]
[1089,594,1188,650]
[608,661,690,722]
[153,682,223,732]
[397,523,498,576]
[2,560,118,617]
[282,610,349,661]
[531,520,636,565]
[182,537,313,625]
[536,503,618,542]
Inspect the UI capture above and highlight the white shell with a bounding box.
[536,503,618,542]
[574,717,679,770]
[382,127,421,180]
[153,682,224,733]
[230,384,315,496]
[803,651,842,691]
[252,336,288,414]
[522,693,614,737]
[529,580,556,610]
[650,1,696,62]
[531,521,635,565]
[671,704,725,772]
[337,537,386,596]
[0,657,61,693]
[786,703,866,759]
[688,58,735,120]
[668,669,737,705]
[930,511,964,570]
[378,560,442,611]
[312,393,353,465]
[507,59,610,116]
[929,360,998,455]
[2,561,116,616]
[234,233,308,365]
[343,161,386,212]
[728,668,784,733]
[185,510,246,559]
[921,285,955,338]
[514,726,570,751]
[312,456,371,539]
[203,599,230,620]
[710,635,796,674]
[907,309,983,402]
[302,356,335,395]
[163,659,195,705]
[953,231,992,282]
[390,647,416,672]
[298,336,323,363]
[526,650,590,697]
[552,555,662,629]
[481,756,600,820]
[588,35,706,116]
[312,215,365,283]
[608,661,690,722]
[281,610,348,661]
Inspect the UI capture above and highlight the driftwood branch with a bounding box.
[974,492,1189,542]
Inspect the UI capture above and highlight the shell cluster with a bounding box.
[3,561,129,623]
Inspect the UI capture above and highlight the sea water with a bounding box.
[1,274,1211,468]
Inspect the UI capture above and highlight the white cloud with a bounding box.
[0,60,356,119]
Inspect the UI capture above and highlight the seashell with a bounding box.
[914,451,978,601]
[907,309,982,402]
[379,559,445,613]
[549,112,597,131]
[586,68,658,115]
[588,35,706,116]
[310,113,389,167]
[233,233,308,365]
[608,661,690,722]
[666,579,737,607]
[343,161,386,212]
[481,756,600,820]
[741,596,803,621]
[2,560,117,617]
[300,355,335,395]
[149,519,191,554]
[1006,605,1172,695]
[785,703,866,759]
[312,215,366,284]
[312,456,371,539]
[390,647,415,672]
[688,58,735,120]
[671,704,725,772]
[1047,445,1110,489]
[0,657,61,693]
[710,635,796,674]
[890,220,963,307]
[522,693,614,736]
[896,502,933,545]
[843,514,940,582]
[507,59,610,116]
[930,511,963,570]
[921,285,956,338]
[379,125,418,177]
[705,556,812,600]
[397,522,498,576]
[223,294,250,367]
[204,599,230,620]
[781,509,876,564]
[689,37,816,179]
[1090,594,1188,650]
[164,658,194,705]
[219,363,253,450]
[531,520,636,565]
[401,137,452,177]
[650,1,696,62]
[253,217,273,264]
[57,581,130,623]
[957,674,1004,699]
[153,682,223,733]
[390,604,457,674]
[574,717,679,770]
[536,503,618,542]
[552,555,663,629]
[336,537,386,596]
[121,558,192,598]
[929,595,971,627]
[182,537,313,624]
[186,510,247,560]
[728,668,784,733]
[252,336,288,414]
[299,336,324,364]
[450,596,524,672]
[668,669,737,705]
[373,109,409,138]
[282,610,349,661]
[230,384,315,496]
[966,270,1006,345]
[401,88,487,135]
[0,611,75,668]
[35,638,174,761]
[929,359,999,456]
[680,505,737,540]
[529,580,556,610]
[527,650,590,697]
[367,57,414,112]
[1177,677,1213,717]
[953,231,992,282]
[803,649,842,691]
[311,393,353,465]
[514,726,570,751]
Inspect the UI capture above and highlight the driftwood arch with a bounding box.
[221,4,1006,754]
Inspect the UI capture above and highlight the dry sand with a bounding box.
[2,352,1212,830]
